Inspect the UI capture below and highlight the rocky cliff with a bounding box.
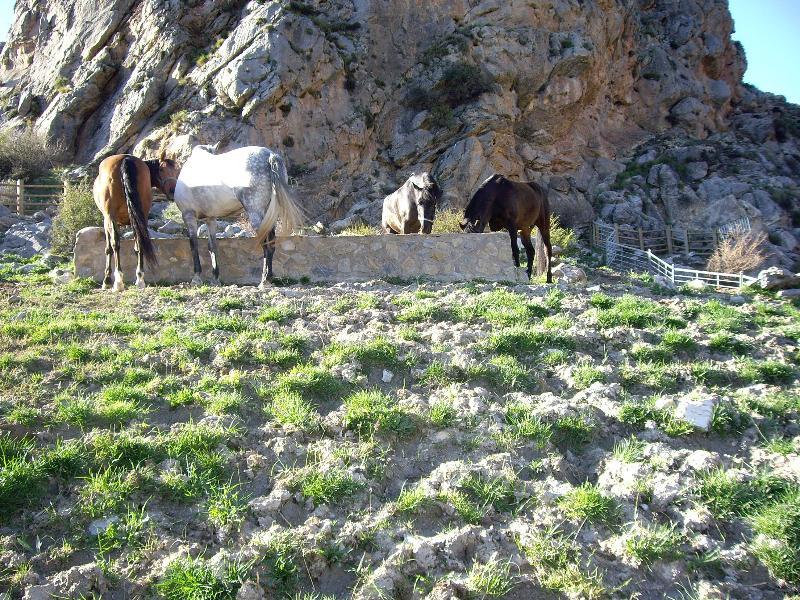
[0,0,798,264]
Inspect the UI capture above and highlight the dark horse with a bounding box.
[460,174,553,283]
[93,154,179,291]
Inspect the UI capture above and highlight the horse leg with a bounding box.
[183,211,203,286]
[259,228,277,289]
[538,213,553,284]
[520,226,535,280]
[102,217,114,289]
[206,218,221,286]
[134,236,146,290]
[507,222,521,268]
[111,222,125,292]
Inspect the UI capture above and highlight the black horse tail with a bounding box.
[121,156,158,268]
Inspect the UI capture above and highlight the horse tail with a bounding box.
[121,156,157,267]
[256,153,304,243]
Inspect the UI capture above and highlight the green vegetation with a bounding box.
[50,180,102,256]
[558,483,617,524]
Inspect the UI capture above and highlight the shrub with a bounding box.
[707,231,768,274]
[50,180,101,256]
[0,129,68,181]
[438,62,494,107]
[432,208,464,233]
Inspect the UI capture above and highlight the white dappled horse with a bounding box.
[174,145,303,288]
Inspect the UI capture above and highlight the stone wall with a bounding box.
[73,227,527,285]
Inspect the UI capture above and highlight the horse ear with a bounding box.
[459,218,469,230]
[159,150,167,162]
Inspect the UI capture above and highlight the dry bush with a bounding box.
[0,129,68,182]
[707,230,768,274]
[50,181,102,256]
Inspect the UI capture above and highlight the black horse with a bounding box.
[460,174,553,283]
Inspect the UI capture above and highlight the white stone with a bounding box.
[675,396,715,431]
[87,516,119,537]
[382,369,394,383]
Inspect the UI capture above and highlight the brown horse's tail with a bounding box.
[121,156,158,268]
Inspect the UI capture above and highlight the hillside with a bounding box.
[0,253,799,599]
[0,0,798,263]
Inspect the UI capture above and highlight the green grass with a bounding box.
[294,468,363,504]
[268,391,320,429]
[272,363,348,400]
[571,360,606,390]
[612,436,647,463]
[553,413,594,449]
[439,490,484,525]
[207,482,248,529]
[157,555,247,600]
[323,336,399,369]
[696,468,793,519]
[708,332,751,354]
[460,473,520,514]
[625,523,683,565]
[596,295,684,329]
[468,559,516,598]
[738,359,795,385]
[342,389,415,437]
[263,533,301,595]
[695,300,749,333]
[501,404,552,449]
[455,288,548,325]
[429,400,457,428]
[739,390,799,420]
[258,303,299,323]
[750,487,800,584]
[617,398,694,436]
[519,526,608,597]
[484,327,575,356]
[395,486,432,514]
[558,483,617,524]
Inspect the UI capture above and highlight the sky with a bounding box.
[0,0,797,104]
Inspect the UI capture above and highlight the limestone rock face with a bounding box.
[0,0,788,234]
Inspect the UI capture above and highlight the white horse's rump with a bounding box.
[174,145,304,286]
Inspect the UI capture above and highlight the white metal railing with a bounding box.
[717,217,752,239]
[593,220,757,289]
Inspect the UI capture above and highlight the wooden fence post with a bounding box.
[614,224,620,244]
[16,180,24,216]
[665,225,673,255]
[638,227,645,251]
[684,230,690,258]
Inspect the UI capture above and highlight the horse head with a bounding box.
[410,172,441,234]
[154,152,179,199]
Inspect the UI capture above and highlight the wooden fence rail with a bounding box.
[0,180,64,216]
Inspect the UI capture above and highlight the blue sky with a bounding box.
[0,0,797,104]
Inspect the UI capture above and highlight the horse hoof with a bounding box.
[209,279,222,287]
[112,282,125,293]
[258,281,273,290]
[136,280,146,290]
[191,276,203,287]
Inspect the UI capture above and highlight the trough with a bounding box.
[73,227,528,284]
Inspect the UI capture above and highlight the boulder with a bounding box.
[758,266,800,290]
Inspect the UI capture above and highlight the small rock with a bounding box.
[32,211,49,222]
[552,263,587,285]
[675,396,715,431]
[87,516,119,537]
[236,581,265,600]
[382,369,394,383]
[684,279,707,291]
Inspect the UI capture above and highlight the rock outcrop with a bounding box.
[0,0,797,263]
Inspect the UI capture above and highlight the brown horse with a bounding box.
[460,174,553,282]
[93,154,179,291]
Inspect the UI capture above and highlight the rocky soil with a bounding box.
[0,250,798,599]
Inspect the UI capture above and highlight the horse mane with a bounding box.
[464,174,503,217]
[144,159,161,187]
